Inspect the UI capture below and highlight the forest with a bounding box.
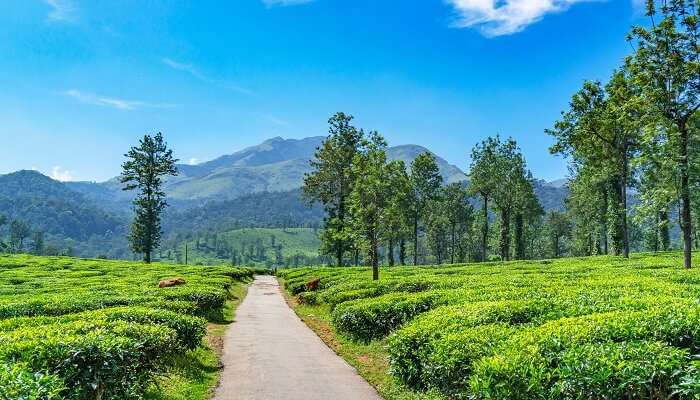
[302,1,699,277]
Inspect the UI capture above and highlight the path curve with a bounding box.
[215,275,382,400]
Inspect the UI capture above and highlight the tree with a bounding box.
[548,70,642,259]
[31,230,44,255]
[512,171,542,260]
[426,191,450,264]
[303,112,365,267]
[468,137,499,261]
[383,160,413,266]
[120,132,178,263]
[0,214,7,251]
[627,1,699,268]
[409,153,443,265]
[545,211,571,258]
[348,132,391,280]
[442,183,474,264]
[9,220,31,253]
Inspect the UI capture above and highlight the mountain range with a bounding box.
[0,136,567,259]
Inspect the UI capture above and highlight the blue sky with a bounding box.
[1,0,645,182]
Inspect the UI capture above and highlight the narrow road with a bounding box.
[215,275,382,400]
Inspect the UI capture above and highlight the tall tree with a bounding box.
[9,220,31,253]
[627,0,699,268]
[303,113,365,267]
[442,182,474,264]
[0,214,7,251]
[548,70,641,259]
[409,153,443,265]
[348,132,391,280]
[384,160,413,266]
[546,211,571,258]
[426,190,450,264]
[512,171,542,260]
[120,132,178,263]
[31,230,44,255]
[468,137,499,261]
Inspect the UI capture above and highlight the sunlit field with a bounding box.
[0,254,253,399]
[282,252,700,399]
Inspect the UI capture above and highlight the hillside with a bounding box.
[160,227,324,267]
[0,170,124,241]
[0,137,568,260]
[71,136,471,205]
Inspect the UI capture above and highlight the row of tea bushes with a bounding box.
[0,254,254,399]
[280,252,700,399]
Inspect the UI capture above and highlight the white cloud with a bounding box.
[262,0,315,7]
[43,0,77,23]
[49,166,75,181]
[162,58,254,96]
[446,0,592,37]
[188,158,200,165]
[64,89,175,110]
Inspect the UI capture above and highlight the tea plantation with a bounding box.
[0,254,254,400]
[280,252,700,399]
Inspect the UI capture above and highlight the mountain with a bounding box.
[0,170,125,242]
[0,136,569,260]
[74,137,469,204]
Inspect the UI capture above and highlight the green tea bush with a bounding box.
[0,362,65,400]
[284,252,700,398]
[0,254,253,399]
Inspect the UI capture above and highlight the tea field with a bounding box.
[0,254,254,400]
[281,252,700,399]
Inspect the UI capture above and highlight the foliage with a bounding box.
[281,252,700,399]
[0,254,253,399]
[121,132,178,263]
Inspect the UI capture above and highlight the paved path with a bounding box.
[215,275,382,400]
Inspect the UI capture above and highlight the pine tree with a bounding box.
[303,112,365,267]
[120,132,178,263]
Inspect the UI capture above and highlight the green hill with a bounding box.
[159,227,325,268]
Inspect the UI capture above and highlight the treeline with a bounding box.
[159,228,329,267]
[548,1,699,268]
[0,213,56,256]
[303,114,555,278]
[305,2,699,275]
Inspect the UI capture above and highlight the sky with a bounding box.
[0,0,646,182]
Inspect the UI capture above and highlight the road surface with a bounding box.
[214,275,382,400]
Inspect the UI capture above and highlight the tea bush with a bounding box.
[0,254,253,399]
[281,252,700,399]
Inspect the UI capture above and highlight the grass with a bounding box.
[281,283,446,400]
[146,282,249,400]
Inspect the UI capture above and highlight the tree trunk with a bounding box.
[500,208,510,261]
[388,238,395,266]
[601,187,608,255]
[482,195,489,262]
[399,239,406,265]
[514,213,525,260]
[451,223,456,264]
[659,209,670,251]
[621,152,630,258]
[144,250,151,264]
[372,240,379,280]
[354,248,359,266]
[413,213,419,266]
[678,121,692,268]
